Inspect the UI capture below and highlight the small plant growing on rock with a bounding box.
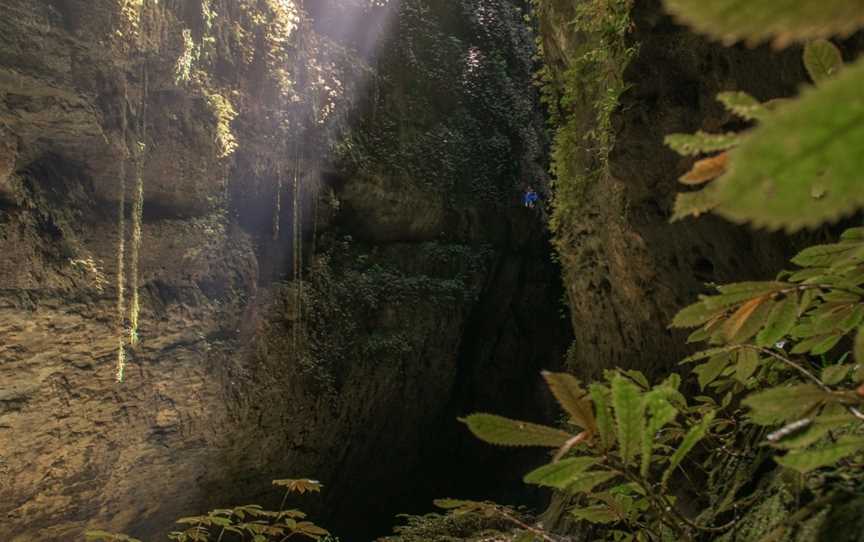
[85,479,330,542]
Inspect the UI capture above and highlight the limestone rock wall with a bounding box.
[0,1,570,540]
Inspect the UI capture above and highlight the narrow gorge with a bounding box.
[2,1,863,541]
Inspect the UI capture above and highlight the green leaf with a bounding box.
[523,456,597,489]
[663,411,715,486]
[735,348,761,383]
[821,364,851,386]
[670,301,724,329]
[672,186,721,222]
[803,40,844,85]
[590,384,616,450]
[756,293,799,346]
[717,92,771,121]
[694,353,732,390]
[459,414,572,447]
[665,131,744,156]
[567,470,620,493]
[662,0,864,46]
[710,57,864,231]
[272,479,322,494]
[571,505,620,524]
[542,371,596,432]
[612,376,644,465]
[742,384,830,425]
[855,325,864,364]
[776,436,864,473]
[641,392,678,477]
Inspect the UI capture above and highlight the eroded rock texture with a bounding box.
[0,1,570,540]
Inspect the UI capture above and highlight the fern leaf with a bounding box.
[712,58,864,231]
[804,40,844,85]
[662,0,864,47]
[612,376,644,466]
[663,411,715,486]
[543,371,597,433]
[460,414,572,447]
[523,456,597,489]
[777,436,864,473]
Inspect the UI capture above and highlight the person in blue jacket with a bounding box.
[523,186,539,209]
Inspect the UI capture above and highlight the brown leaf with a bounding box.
[680,152,729,185]
[543,371,597,434]
[721,296,766,343]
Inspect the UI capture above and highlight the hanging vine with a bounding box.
[129,58,148,349]
[116,0,151,382]
[115,84,129,383]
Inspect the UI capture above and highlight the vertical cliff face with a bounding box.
[538,0,811,381]
[0,1,570,540]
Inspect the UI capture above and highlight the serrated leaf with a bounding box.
[623,370,650,389]
[663,411,715,486]
[710,57,864,231]
[571,505,621,524]
[665,131,744,156]
[777,436,864,473]
[641,392,678,477]
[612,376,644,465]
[662,0,864,47]
[723,296,773,343]
[672,186,721,221]
[742,384,830,425]
[543,371,597,433]
[804,40,844,85]
[680,153,729,185]
[459,414,572,447]
[756,293,799,346]
[670,302,725,329]
[717,92,770,121]
[272,479,322,494]
[590,384,615,450]
[523,456,597,489]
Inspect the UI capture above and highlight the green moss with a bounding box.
[335,0,545,207]
[532,0,637,239]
